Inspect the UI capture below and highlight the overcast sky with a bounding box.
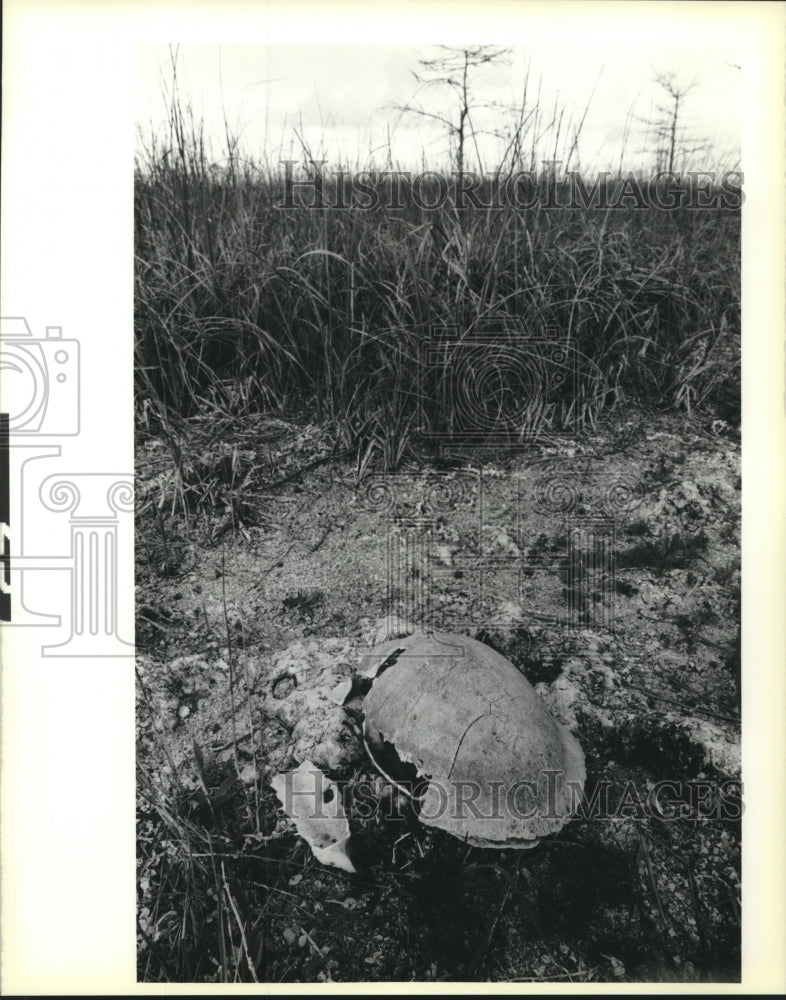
[136,42,742,174]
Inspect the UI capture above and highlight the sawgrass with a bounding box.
[134,98,740,470]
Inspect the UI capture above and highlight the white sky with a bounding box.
[136,42,742,173]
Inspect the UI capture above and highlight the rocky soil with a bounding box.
[136,410,741,983]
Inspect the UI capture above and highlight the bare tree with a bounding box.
[640,70,709,173]
[394,45,512,175]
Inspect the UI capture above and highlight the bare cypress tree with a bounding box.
[394,45,512,176]
[640,70,709,173]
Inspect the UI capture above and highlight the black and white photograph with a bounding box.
[2,0,785,993]
[133,31,747,985]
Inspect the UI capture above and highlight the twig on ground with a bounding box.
[627,682,740,724]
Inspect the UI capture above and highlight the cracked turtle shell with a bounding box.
[361,632,586,848]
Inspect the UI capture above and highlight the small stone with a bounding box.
[178,705,191,719]
[283,927,297,946]
[239,764,257,785]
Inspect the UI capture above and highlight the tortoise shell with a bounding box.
[361,632,586,848]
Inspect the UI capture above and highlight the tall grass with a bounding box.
[135,93,740,463]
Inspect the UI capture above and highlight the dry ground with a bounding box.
[135,410,740,983]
